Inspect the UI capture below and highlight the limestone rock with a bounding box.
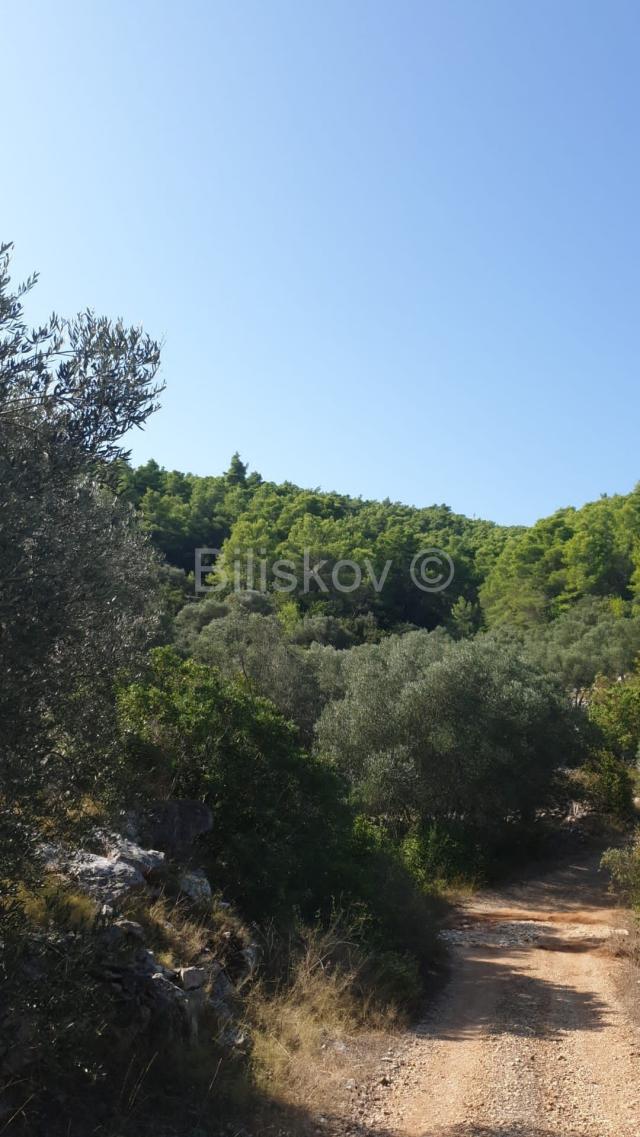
[114,918,145,941]
[178,868,212,903]
[106,836,165,877]
[65,851,145,902]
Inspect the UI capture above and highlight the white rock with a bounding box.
[108,837,165,876]
[178,869,212,903]
[40,836,163,903]
[114,918,145,940]
[66,852,145,901]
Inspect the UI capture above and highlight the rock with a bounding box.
[107,837,165,878]
[147,972,185,1010]
[135,948,176,980]
[208,964,236,1029]
[183,987,208,1040]
[210,963,235,1004]
[114,919,145,941]
[178,868,212,903]
[98,924,128,950]
[40,837,165,904]
[179,966,208,990]
[219,1024,248,1049]
[99,918,146,949]
[39,842,63,870]
[65,851,145,902]
[143,800,213,856]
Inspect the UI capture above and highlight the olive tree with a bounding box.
[0,243,164,879]
[316,633,581,837]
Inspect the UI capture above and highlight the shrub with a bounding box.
[589,672,640,760]
[118,647,353,919]
[249,910,422,1113]
[580,751,634,820]
[401,822,482,887]
[602,836,640,908]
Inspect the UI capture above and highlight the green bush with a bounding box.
[602,836,640,907]
[118,647,352,919]
[401,822,482,887]
[359,948,424,1015]
[589,672,640,761]
[581,751,633,820]
[339,817,444,969]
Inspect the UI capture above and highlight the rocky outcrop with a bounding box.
[104,836,165,877]
[98,918,145,949]
[179,966,208,990]
[42,847,145,903]
[99,944,243,1046]
[42,835,165,904]
[38,815,254,1054]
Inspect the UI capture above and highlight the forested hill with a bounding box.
[119,456,640,637]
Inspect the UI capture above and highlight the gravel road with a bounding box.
[340,853,640,1137]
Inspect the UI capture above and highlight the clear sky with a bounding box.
[3,0,639,525]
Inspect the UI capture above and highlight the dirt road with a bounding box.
[344,853,640,1137]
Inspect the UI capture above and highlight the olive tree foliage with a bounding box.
[485,597,640,701]
[315,632,581,834]
[527,598,640,697]
[0,243,164,877]
[174,592,325,741]
[173,594,443,743]
[314,629,452,819]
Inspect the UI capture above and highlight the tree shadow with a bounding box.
[481,849,613,917]
[257,1107,585,1136]
[413,941,610,1041]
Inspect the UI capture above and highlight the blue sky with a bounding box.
[3,0,639,525]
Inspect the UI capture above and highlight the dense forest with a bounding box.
[3,245,640,1135]
[120,451,640,693]
[122,453,640,619]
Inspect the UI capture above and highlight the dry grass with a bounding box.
[604,915,640,1033]
[138,896,212,969]
[121,891,252,972]
[8,876,432,1134]
[247,917,407,1116]
[18,877,98,931]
